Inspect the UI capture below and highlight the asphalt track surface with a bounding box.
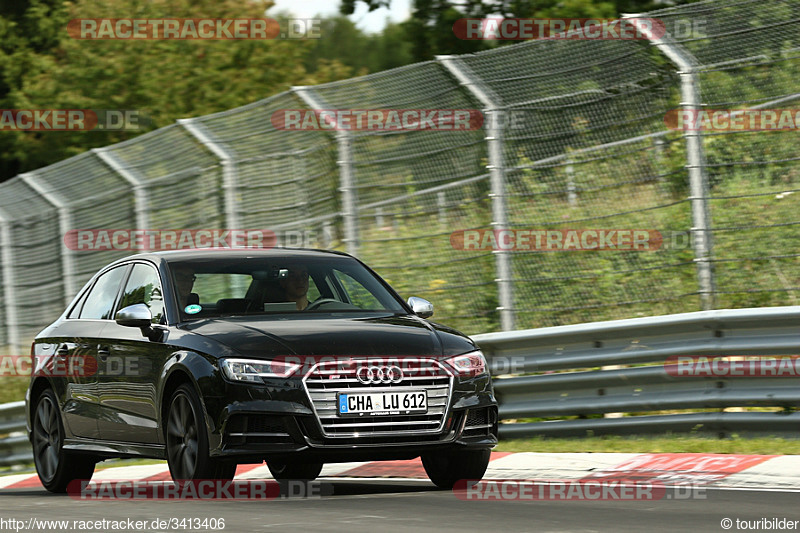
[0,479,797,533]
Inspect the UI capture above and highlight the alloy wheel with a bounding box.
[166,392,199,480]
[33,395,61,483]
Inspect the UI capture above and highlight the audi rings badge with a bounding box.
[356,365,403,385]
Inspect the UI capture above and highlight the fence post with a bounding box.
[93,148,150,230]
[566,161,577,205]
[297,155,313,225]
[292,86,359,257]
[322,221,334,248]
[0,208,20,353]
[626,15,716,310]
[337,129,358,256]
[437,191,447,226]
[437,55,515,331]
[178,119,241,231]
[20,172,77,306]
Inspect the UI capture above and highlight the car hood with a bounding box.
[180,313,476,358]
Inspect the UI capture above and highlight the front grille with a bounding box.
[303,358,453,438]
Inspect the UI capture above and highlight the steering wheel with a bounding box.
[305,298,339,311]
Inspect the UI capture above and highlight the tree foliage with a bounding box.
[341,0,701,61]
[0,0,355,181]
[304,17,413,75]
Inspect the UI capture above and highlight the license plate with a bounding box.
[337,390,427,417]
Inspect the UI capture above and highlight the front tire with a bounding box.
[422,448,491,489]
[266,460,323,481]
[165,384,236,482]
[32,389,96,493]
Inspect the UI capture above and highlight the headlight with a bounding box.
[445,350,488,377]
[219,358,300,382]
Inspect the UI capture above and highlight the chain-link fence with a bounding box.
[0,0,797,350]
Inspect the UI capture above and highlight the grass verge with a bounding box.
[496,435,800,455]
[0,378,28,404]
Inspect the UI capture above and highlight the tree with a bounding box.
[0,0,356,182]
[0,0,68,179]
[304,16,413,75]
[341,0,702,61]
[342,0,691,18]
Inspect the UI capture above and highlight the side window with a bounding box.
[307,277,321,302]
[119,264,165,324]
[79,266,127,320]
[332,270,381,309]
[67,287,91,319]
[191,273,249,303]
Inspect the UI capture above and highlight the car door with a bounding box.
[57,264,128,439]
[96,262,169,444]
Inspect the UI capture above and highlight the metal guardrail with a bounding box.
[472,306,800,439]
[0,401,30,467]
[0,306,798,468]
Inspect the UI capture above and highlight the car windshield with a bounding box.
[167,255,407,320]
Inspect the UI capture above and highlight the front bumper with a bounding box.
[202,368,498,463]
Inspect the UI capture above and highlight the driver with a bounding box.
[279,266,309,310]
[172,267,198,307]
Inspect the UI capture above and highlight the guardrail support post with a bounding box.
[293,86,360,257]
[438,55,515,330]
[625,15,716,310]
[0,209,20,353]
[20,172,77,307]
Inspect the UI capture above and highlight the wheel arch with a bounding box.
[158,351,219,444]
[27,377,57,435]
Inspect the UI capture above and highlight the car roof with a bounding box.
[106,248,352,268]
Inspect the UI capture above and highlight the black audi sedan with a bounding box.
[26,249,498,492]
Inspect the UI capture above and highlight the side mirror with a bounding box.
[115,304,152,328]
[116,304,164,341]
[407,296,434,318]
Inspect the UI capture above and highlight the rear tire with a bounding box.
[266,460,323,481]
[422,448,491,489]
[32,389,96,493]
[165,384,235,482]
